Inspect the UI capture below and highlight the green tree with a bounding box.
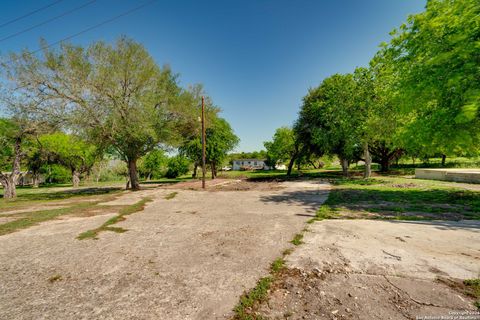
[180,117,239,179]
[139,149,167,180]
[295,74,359,177]
[2,37,194,190]
[165,156,190,179]
[384,0,480,160]
[264,127,299,175]
[39,133,100,187]
[0,118,40,198]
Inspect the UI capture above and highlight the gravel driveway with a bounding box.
[0,180,330,320]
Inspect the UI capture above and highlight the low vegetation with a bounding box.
[307,175,480,221]
[464,279,480,309]
[165,192,178,200]
[77,197,153,240]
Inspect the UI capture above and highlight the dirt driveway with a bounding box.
[0,180,330,320]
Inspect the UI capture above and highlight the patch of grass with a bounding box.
[77,197,153,240]
[165,192,178,200]
[318,176,480,221]
[233,276,272,320]
[48,274,62,283]
[291,233,304,246]
[271,258,285,273]
[0,201,102,236]
[464,278,480,308]
[282,248,293,256]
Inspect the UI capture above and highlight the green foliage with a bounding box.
[382,0,480,156]
[295,74,362,169]
[180,116,239,175]
[40,132,99,173]
[139,149,167,179]
[3,37,204,190]
[270,258,285,273]
[264,127,297,168]
[0,118,18,171]
[78,197,153,240]
[291,233,304,246]
[43,164,71,184]
[234,276,273,320]
[165,156,190,178]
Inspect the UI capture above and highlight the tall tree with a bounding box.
[181,117,239,179]
[39,133,99,187]
[295,74,359,177]
[264,127,299,175]
[2,37,193,190]
[384,0,480,158]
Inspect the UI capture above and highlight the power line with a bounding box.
[0,0,65,29]
[2,0,157,66]
[0,0,98,43]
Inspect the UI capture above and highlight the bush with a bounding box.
[165,156,190,178]
[43,164,71,184]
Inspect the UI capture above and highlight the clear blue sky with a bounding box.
[1,0,426,152]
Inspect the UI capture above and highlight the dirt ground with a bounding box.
[256,219,480,320]
[0,180,330,320]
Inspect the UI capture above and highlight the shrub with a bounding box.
[165,156,190,178]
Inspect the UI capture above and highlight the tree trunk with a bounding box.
[32,172,40,188]
[340,157,349,177]
[412,156,416,165]
[441,154,446,167]
[308,160,317,169]
[287,158,295,176]
[363,142,372,179]
[1,179,16,199]
[211,163,215,180]
[2,137,23,199]
[192,162,198,179]
[379,158,390,172]
[72,170,81,188]
[127,158,140,190]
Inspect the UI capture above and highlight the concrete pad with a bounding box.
[416,168,480,184]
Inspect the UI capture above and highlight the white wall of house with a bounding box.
[232,159,271,171]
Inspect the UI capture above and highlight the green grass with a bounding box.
[0,186,122,211]
[0,201,104,236]
[271,258,286,273]
[165,192,178,200]
[77,197,153,240]
[311,176,480,221]
[290,233,304,246]
[464,279,480,309]
[233,276,272,320]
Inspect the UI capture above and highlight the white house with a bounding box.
[232,159,272,171]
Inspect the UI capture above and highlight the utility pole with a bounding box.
[201,96,206,189]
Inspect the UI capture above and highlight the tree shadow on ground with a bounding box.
[384,219,480,232]
[0,187,122,201]
[327,187,480,220]
[260,186,480,222]
[259,190,330,213]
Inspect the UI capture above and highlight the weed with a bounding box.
[464,279,480,309]
[271,258,285,273]
[165,192,178,200]
[291,233,304,246]
[233,277,272,320]
[77,197,152,240]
